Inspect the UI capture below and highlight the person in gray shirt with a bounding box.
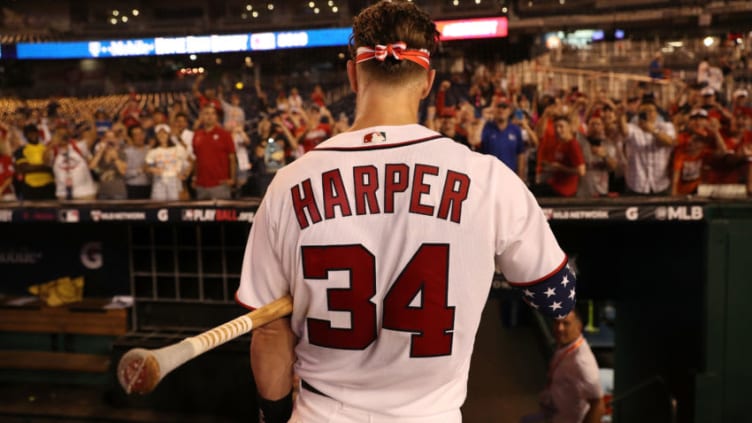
[123,125,151,199]
[91,130,127,200]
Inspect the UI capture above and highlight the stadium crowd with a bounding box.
[1,65,751,202]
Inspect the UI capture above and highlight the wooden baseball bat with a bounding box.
[117,295,293,395]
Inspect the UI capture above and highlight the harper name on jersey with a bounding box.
[291,163,470,229]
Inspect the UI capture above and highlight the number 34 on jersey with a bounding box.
[303,243,455,358]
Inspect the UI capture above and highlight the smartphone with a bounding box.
[514,109,525,121]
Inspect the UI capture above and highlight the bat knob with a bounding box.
[117,348,162,395]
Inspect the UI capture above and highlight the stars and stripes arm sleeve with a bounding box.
[507,257,577,320]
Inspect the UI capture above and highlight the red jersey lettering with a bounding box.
[437,170,471,223]
[292,178,322,229]
[409,164,439,216]
[353,165,380,215]
[384,164,409,214]
[322,169,352,219]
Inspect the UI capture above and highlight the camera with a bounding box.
[638,111,648,121]
[587,136,603,147]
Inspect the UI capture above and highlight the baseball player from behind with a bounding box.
[235,1,576,422]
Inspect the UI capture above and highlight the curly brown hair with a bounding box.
[349,0,440,82]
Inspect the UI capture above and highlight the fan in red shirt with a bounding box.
[702,111,748,186]
[535,115,586,197]
[731,89,752,119]
[535,97,565,183]
[120,98,142,128]
[193,74,224,120]
[700,87,734,138]
[722,113,752,190]
[310,84,326,108]
[0,143,14,201]
[192,105,236,200]
[299,106,333,153]
[742,128,752,194]
[672,109,728,195]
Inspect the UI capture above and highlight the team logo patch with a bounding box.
[363,131,386,144]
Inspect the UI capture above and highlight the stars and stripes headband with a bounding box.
[355,42,431,70]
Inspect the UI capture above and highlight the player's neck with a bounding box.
[349,86,421,131]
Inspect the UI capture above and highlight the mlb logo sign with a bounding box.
[363,131,386,144]
[59,209,79,223]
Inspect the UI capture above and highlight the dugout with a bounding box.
[0,197,750,422]
[537,197,752,423]
[0,200,259,420]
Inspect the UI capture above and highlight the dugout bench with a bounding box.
[0,297,128,384]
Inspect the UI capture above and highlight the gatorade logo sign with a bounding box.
[80,242,103,270]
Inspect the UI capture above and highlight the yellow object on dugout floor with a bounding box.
[27,276,84,307]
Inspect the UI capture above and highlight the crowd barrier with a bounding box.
[0,196,723,224]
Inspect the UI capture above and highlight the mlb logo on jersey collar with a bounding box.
[363,131,386,144]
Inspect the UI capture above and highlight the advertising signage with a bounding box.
[436,17,508,41]
[13,18,506,60]
[17,39,156,59]
[16,28,353,59]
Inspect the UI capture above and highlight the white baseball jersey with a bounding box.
[145,146,188,177]
[236,124,571,420]
[52,140,96,199]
